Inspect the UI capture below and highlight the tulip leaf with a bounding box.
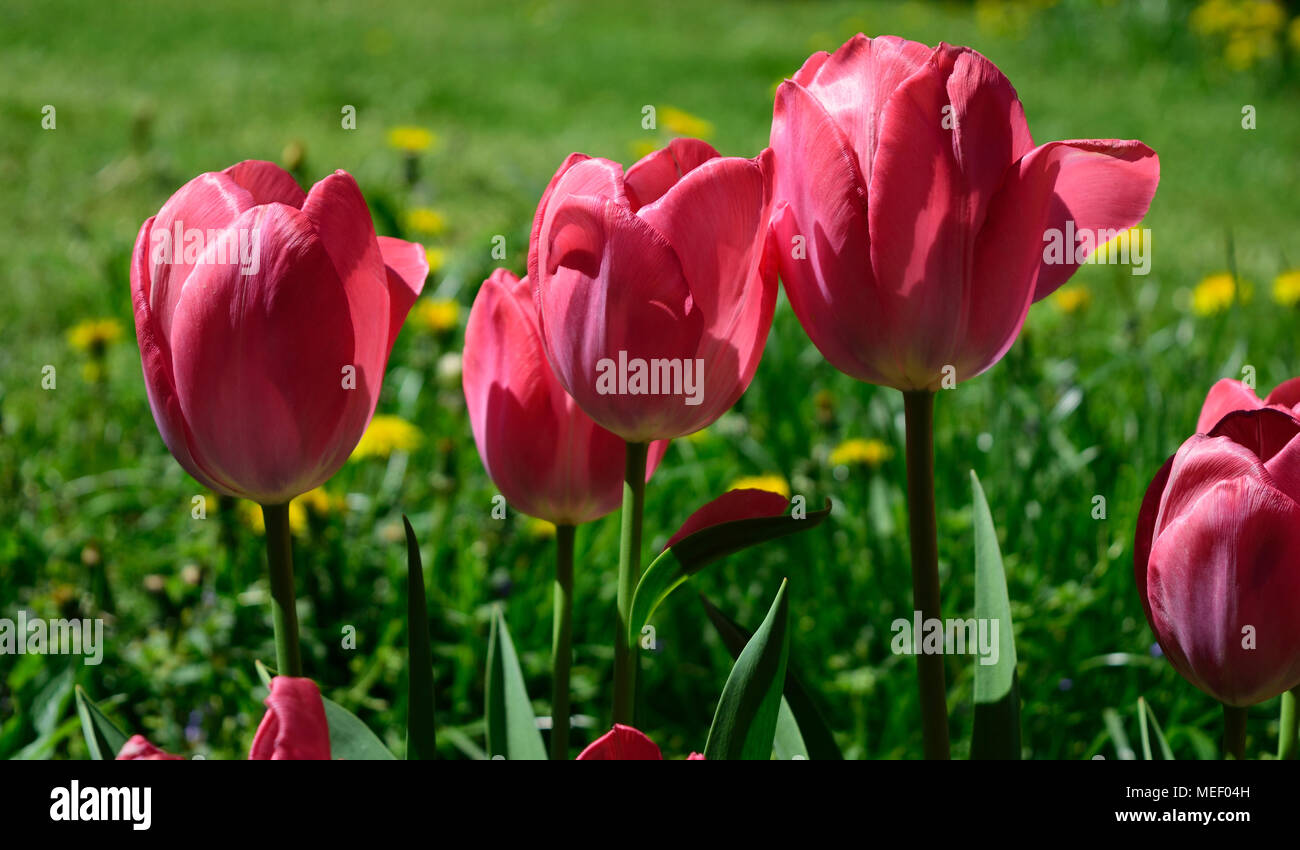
[253,660,396,759]
[1137,697,1174,760]
[970,470,1021,759]
[629,499,830,647]
[404,516,438,760]
[485,606,546,760]
[75,686,128,760]
[704,579,791,760]
[1103,707,1136,760]
[698,593,842,760]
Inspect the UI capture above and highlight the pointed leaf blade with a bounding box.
[74,686,128,761]
[404,516,437,760]
[485,606,546,760]
[970,470,1021,759]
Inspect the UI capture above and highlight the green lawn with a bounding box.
[2,0,1299,759]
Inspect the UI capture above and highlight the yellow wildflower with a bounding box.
[405,207,446,236]
[660,106,714,140]
[412,298,460,334]
[1192,272,1237,316]
[1052,285,1092,315]
[728,474,791,500]
[1272,269,1300,307]
[629,139,659,161]
[1289,16,1300,51]
[67,318,124,353]
[425,247,446,275]
[351,415,423,460]
[239,499,308,536]
[526,518,556,539]
[387,126,435,153]
[829,438,893,468]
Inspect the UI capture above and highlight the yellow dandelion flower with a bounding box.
[238,500,309,536]
[526,517,556,539]
[1272,269,1300,307]
[425,247,446,275]
[68,318,124,353]
[829,438,893,468]
[1192,272,1237,316]
[405,207,446,236]
[660,106,715,140]
[1093,226,1147,264]
[297,486,345,517]
[412,298,460,334]
[727,474,791,500]
[629,139,659,161]
[351,415,423,460]
[1052,285,1092,314]
[387,126,435,153]
[1289,16,1300,51]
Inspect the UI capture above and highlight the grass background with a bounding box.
[2,0,1299,759]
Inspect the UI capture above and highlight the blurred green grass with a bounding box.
[2,0,1299,759]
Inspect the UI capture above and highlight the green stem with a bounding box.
[261,503,303,677]
[613,441,648,725]
[903,390,950,759]
[1223,703,1247,760]
[1279,688,1298,760]
[551,523,576,760]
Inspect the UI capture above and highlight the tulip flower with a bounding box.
[131,160,427,677]
[116,735,185,760]
[767,34,1160,758]
[463,267,668,757]
[577,724,704,760]
[1196,377,1300,433]
[1136,408,1300,756]
[529,139,777,724]
[249,676,331,760]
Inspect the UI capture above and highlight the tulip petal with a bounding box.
[1133,453,1174,629]
[148,171,257,340]
[769,79,888,385]
[170,205,361,503]
[624,137,720,210]
[249,677,331,760]
[534,194,703,441]
[1026,139,1160,301]
[1145,476,1300,705]
[637,153,776,426]
[376,236,428,355]
[116,734,184,760]
[223,160,307,208]
[1264,377,1300,410]
[1198,378,1265,433]
[796,33,933,188]
[575,724,663,760]
[665,488,791,549]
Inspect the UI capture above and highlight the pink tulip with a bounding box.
[1135,408,1300,706]
[463,269,667,524]
[1196,377,1300,433]
[131,160,427,504]
[576,723,704,760]
[116,735,184,760]
[665,488,792,548]
[249,676,331,760]
[769,34,1160,390]
[529,139,777,442]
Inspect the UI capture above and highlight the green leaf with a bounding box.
[772,700,807,760]
[485,606,546,760]
[698,593,842,760]
[1103,707,1136,760]
[970,470,1021,759]
[404,516,437,760]
[322,697,398,760]
[1137,697,1174,760]
[629,499,830,646]
[704,579,791,760]
[254,660,396,759]
[75,686,129,761]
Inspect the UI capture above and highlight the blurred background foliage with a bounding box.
[1,0,1298,759]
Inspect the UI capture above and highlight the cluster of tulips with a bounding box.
[97,34,1175,760]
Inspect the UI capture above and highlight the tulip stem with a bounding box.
[903,390,950,759]
[613,441,648,725]
[551,523,576,760]
[262,503,303,678]
[1222,704,1247,760]
[1279,688,1299,760]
